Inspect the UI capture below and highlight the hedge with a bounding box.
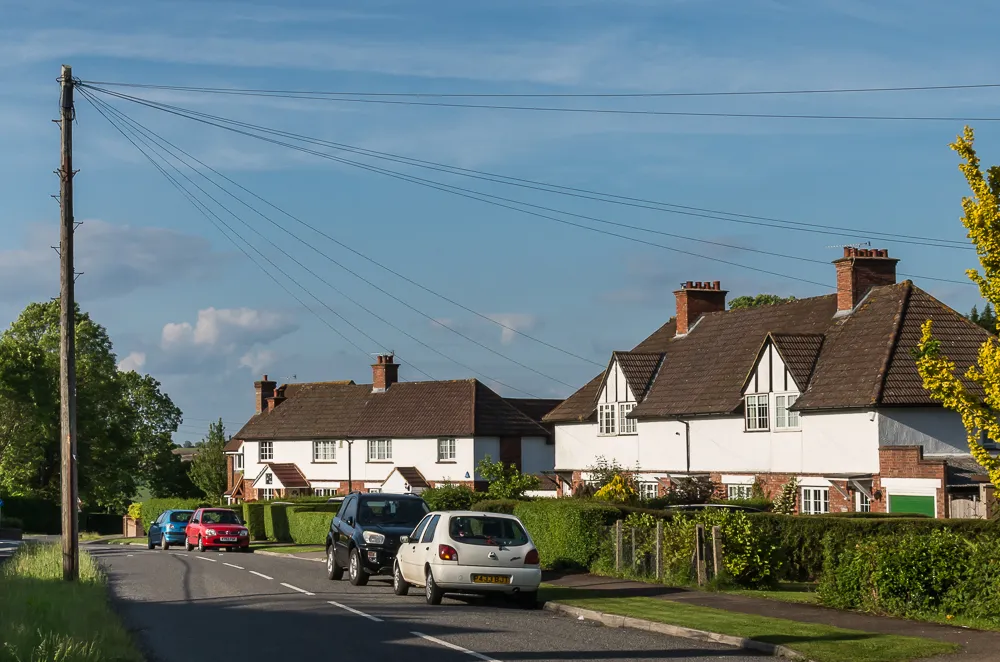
[0,497,61,534]
[514,499,619,570]
[80,513,123,535]
[0,516,24,531]
[261,504,339,542]
[264,503,290,542]
[287,511,332,545]
[422,484,476,511]
[471,499,522,514]
[139,499,210,531]
[242,503,267,541]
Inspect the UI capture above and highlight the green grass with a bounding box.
[720,581,820,605]
[78,532,106,541]
[104,537,142,545]
[538,586,959,662]
[252,544,325,554]
[0,543,142,661]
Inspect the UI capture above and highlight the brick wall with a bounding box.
[874,446,947,517]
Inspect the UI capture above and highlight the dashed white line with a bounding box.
[249,570,273,580]
[195,556,217,563]
[170,552,188,557]
[280,582,315,596]
[327,601,383,622]
[223,562,245,570]
[126,554,134,557]
[411,632,499,662]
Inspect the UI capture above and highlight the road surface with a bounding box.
[93,544,761,662]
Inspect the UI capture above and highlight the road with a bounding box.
[93,544,761,662]
[0,539,24,564]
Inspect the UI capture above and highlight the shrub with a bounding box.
[81,514,123,535]
[594,474,638,503]
[140,498,209,530]
[477,456,539,499]
[422,484,476,511]
[126,503,142,520]
[287,511,332,545]
[265,503,291,542]
[242,503,267,540]
[772,476,798,515]
[471,499,521,514]
[0,497,61,534]
[1,516,23,530]
[515,499,620,570]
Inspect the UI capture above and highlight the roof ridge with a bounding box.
[873,280,913,406]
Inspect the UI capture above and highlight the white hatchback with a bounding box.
[392,510,542,606]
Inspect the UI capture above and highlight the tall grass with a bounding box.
[0,543,141,662]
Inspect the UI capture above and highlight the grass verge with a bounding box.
[720,581,820,605]
[0,543,142,661]
[252,544,325,554]
[538,586,958,662]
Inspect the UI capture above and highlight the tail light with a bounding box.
[438,544,459,562]
[525,548,539,565]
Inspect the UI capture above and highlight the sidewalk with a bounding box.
[543,573,1000,660]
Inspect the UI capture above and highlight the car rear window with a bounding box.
[449,516,529,547]
[169,511,193,524]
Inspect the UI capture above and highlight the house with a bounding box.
[223,354,562,503]
[171,446,199,463]
[544,247,996,518]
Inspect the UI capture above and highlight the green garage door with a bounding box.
[889,494,935,517]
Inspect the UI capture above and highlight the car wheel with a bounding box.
[425,569,443,605]
[516,590,538,609]
[198,536,205,553]
[185,538,194,552]
[348,549,369,586]
[161,536,169,551]
[147,537,154,550]
[327,547,344,580]
[393,562,410,596]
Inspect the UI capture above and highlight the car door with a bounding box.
[415,514,442,577]
[399,515,432,583]
[149,512,165,544]
[187,510,201,544]
[334,496,357,567]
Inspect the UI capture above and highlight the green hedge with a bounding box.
[242,504,267,540]
[471,499,522,514]
[287,511,332,545]
[0,497,61,534]
[80,513,123,535]
[514,499,619,570]
[264,504,290,542]
[139,499,210,531]
[422,485,476,511]
[0,516,24,531]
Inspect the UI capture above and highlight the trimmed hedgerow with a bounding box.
[242,503,267,541]
[139,499,209,531]
[287,511,332,545]
[514,499,620,570]
[422,484,477,511]
[471,499,522,514]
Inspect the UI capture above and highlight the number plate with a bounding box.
[219,537,238,543]
[472,574,510,584]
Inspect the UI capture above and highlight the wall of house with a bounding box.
[599,361,637,404]
[877,408,970,455]
[521,436,554,475]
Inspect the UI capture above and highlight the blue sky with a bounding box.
[1,0,998,442]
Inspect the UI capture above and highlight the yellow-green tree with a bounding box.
[915,126,1000,490]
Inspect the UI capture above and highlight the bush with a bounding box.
[471,499,521,514]
[80,513,122,535]
[716,498,773,511]
[265,504,290,542]
[287,511,332,545]
[242,503,267,540]
[1,516,23,531]
[422,484,476,511]
[514,499,620,570]
[139,499,210,531]
[0,497,60,534]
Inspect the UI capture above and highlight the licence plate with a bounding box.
[472,574,510,584]
[219,537,238,543]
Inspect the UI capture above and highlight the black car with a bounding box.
[325,492,430,586]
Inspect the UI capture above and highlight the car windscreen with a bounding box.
[201,510,241,525]
[449,516,529,547]
[169,511,193,524]
[356,498,429,527]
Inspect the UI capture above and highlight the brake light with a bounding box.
[525,548,539,565]
[438,544,459,561]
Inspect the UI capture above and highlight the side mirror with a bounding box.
[346,517,354,527]
[399,535,409,544]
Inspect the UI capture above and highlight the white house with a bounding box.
[544,247,996,518]
[224,355,561,502]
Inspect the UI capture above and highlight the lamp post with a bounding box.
[339,440,354,493]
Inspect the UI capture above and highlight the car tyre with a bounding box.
[425,569,443,605]
[516,590,538,609]
[161,536,169,551]
[185,538,194,552]
[348,548,369,586]
[393,562,410,596]
[198,536,206,553]
[327,547,344,580]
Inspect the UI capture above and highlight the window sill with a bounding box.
[597,433,620,437]
[436,460,457,464]
[774,427,801,433]
[366,460,393,464]
[311,460,338,464]
[618,431,638,436]
[743,429,770,433]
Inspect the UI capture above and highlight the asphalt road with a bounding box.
[93,544,762,662]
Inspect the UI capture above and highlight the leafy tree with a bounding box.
[594,474,638,503]
[969,303,997,332]
[183,440,194,448]
[421,483,476,511]
[916,126,1000,491]
[586,456,638,490]
[728,294,797,310]
[476,455,539,500]
[188,419,228,502]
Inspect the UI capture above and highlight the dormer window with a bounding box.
[745,394,769,431]
[619,403,637,434]
[775,394,800,430]
[598,403,617,435]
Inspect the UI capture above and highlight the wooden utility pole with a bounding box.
[58,64,79,581]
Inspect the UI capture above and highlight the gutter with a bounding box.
[674,418,691,473]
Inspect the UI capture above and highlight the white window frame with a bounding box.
[774,393,801,430]
[639,482,658,500]
[313,440,337,463]
[598,403,617,435]
[259,441,273,462]
[744,394,769,431]
[801,487,830,515]
[437,438,456,462]
[619,403,637,435]
[855,491,871,513]
[260,488,274,500]
[727,484,754,500]
[264,472,273,485]
[367,488,382,494]
[233,452,244,472]
[368,439,392,462]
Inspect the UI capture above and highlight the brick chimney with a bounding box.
[674,281,727,336]
[372,354,399,393]
[833,247,899,312]
[266,384,287,412]
[254,375,276,415]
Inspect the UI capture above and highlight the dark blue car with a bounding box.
[147,509,195,550]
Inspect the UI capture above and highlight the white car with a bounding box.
[392,510,541,606]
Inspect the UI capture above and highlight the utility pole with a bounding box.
[58,64,79,581]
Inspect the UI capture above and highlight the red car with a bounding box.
[185,508,250,552]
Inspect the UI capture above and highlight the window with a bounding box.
[438,438,456,462]
[313,440,336,462]
[367,488,382,493]
[801,487,830,515]
[856,491,871,513]
[260,488,274,500]
[727,484,754,500]
[421,515,441,543]
[410,515,432,543]
[744,394,769,431]
[775,394,800,430]
[264,473,273,485]
[368,439,392,461]
[619,403,637,434]
[639,482,658,500]
[449,515,529,547]
[314,488,332,497]
[233,452,244,471]
[598,403,617,435]
[259,441,273,462]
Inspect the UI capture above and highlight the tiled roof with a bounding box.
[945,455,991,486]
[264,463,310,488]
[614,351,664,401]
[503,398,563,424]
[234,379,550,441]
[223,437,243,453]
[394,467,430,489]
[770,334,824,391]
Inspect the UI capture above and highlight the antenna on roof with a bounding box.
[283,374,297,382]
[824,241,871,250]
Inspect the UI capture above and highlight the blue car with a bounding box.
[147,510,195,550]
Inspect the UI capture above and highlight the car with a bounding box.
[147,509,194,550]
[184,508,250,552]
[326,492,430,586]
[392,511,541,607]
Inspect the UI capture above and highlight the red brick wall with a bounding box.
[833,248,897,311]
[674,284,726,335]
[874,446,947,517]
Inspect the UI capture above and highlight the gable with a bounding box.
[742,336,799,395]
[251,465,283,489]
[599,357,638,404]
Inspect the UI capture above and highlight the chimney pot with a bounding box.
[372,353,399,393]
[713,280,721,290]
[834,246,899,312]
[674,280,727,336]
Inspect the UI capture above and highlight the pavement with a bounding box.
[90,543,763,662]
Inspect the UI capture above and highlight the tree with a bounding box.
[476,455,539,500]
[188,419,228,502]
[728,294,797,310]
[969,303,997,332]
[916,126,1000,491]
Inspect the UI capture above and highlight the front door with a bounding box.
[499,436,522,471]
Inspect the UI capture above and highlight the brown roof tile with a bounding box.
[614,352,665,401]
[264,463,310,488]
[223,437,243,453]
[770,334,825,391]
[395,467,430,489]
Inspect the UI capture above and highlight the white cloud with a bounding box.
[485,313,541,345]
[161,307,297,351]
[117,351,146,372]
[239,347,277,374]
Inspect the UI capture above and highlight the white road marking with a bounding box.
[327,601,383,622]
[249,570,273,580]
[280,582,315,596]
[171,552,188,557]
[411,632,499,662]
[223,562,245,570]
[126,554,134,557]
[195,556,217,563]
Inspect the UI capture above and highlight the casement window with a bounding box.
[775,394,800,430]
[233,453,244,471]
[744,394,769,431]
[259,441,273,462]
[801,487,830,515]
[313,440,336,462]
[438,438,456,462]
[264,473,273,485]
[856,491,871,513]
[260,488,274,500]
[598,403,617,435]
[367,488,382,494]
[368,439,392,461]
[619,403,637,435]
[639,482,658,500]
[727,484,754,500]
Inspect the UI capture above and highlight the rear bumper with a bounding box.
[433,565,541,593]
[162,532,186,542]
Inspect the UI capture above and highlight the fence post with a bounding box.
[711,525,723,580]
[695,524,707,586]
[614,520,623,572]
[631,527,636,568]
[655,520,663,581]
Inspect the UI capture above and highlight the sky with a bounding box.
[1,0,999,443]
